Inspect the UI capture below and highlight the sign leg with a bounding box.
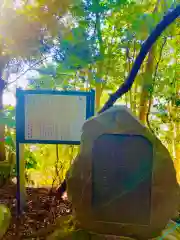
[16,143,26,215]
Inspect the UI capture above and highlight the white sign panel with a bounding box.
[24,94,87,142]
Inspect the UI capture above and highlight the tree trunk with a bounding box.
[138,0,162,123]
[132,79,138,115]
[139,45,156,124]
[0,55,9,161]
[95,10,104,111]
[95,82,102,110]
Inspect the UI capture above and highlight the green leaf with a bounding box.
[0,205,11,239]
[0,116,15,128]
[5,136,14,146]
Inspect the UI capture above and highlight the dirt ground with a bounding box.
[0,182,71,240]
[1,183,180,240]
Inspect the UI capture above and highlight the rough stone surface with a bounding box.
[67,106,180,239]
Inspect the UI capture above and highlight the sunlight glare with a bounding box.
[3,91,16,106]
[3,74,28,106]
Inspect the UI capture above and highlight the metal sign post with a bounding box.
[16,88,95,214]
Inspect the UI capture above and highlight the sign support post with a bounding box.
[16,143,26,215]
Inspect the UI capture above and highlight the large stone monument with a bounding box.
[66,106,180,239]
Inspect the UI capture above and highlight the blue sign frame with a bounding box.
[16,88,95,145]
[15,88,95,215]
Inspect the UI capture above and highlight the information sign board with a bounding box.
[16,89,95,144]
[15,88,95,214]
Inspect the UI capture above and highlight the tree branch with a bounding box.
[99,5,180,114]
[6,55,50,87]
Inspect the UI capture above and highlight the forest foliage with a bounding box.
[0,0,179,186]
